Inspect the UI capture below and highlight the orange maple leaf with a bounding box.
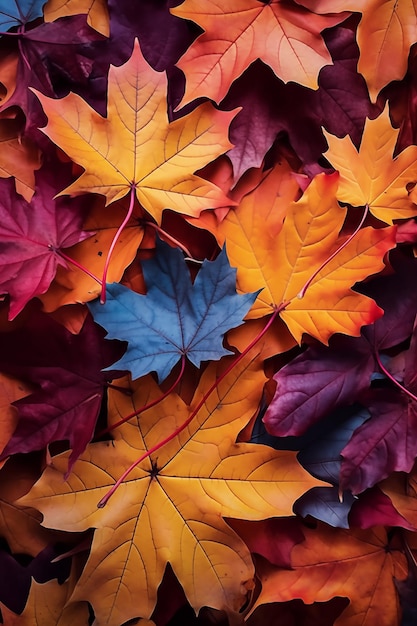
[18,353,325,625]
[171,0,348,107]
[33,41,237,223]
[250,524,408,626]
[295,0,417,102]
[324,105,417,224]
[217,170,396,344]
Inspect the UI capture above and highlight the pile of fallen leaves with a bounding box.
[1,1,417,625]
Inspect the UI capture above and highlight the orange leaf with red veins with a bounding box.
[295,0,417,102]
[43,0,110,37]
[33,41,237,222]
[217,170,396,345]
[171,0,349,107]
[324,105,417,224]
[18,353,326,625]
[250,524,407,626]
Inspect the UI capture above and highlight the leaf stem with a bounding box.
[97,305,285,507]
[54,248,102,285]
[144,221,196,260]
[375,351,417,403]
[97,355,187,438]
[100,186,136,304]
[297,204,369,299]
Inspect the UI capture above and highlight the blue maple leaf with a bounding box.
[0,0,46,32]
[89,239,259,382]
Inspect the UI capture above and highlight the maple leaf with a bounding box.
[0,311,125,472]
[18,354,325,624]
[0,174,93,320]
[170,0,348,107]
[43,0,110,37]
[89,239,257,381]
[217,170,396,344]
[222,19,377,181]
[32,40,237,222]
[324,104,417,224]
[250,524,408,626]
[0,0,45,32]
[295,0,417,102]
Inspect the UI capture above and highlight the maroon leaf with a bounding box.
[0,170,92,320]
[340,389,416,494]
[0,311,126,473]
[263,336,374,437]
[349,486,417,531]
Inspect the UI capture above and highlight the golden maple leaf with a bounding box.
[33,41,237,223]
[217,170,396,344]
[19,353,325,625]
[295,0,417,102]
[324,105,417,224]
[171,0,348,106]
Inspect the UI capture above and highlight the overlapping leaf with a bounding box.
[0,312,125,472]
[217,170,396,344]
[251,524,408,626]
[0,174,93,319]
[295,0,417,102]
[19,354,326,624]
[324,105,417,223]
[171,0,348,106]
[33,40,237,221]
[89,239,258,381]
[0,0,45,32]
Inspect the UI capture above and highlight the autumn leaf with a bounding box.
[0,174,93,320]
[324,104,417,223]
[43,0,110,37]
[0,311,125,472]
[295,0,417,102]
[170,0,348,107]
[250,524,408,626]
[217,171,396,344]
[89,239,258,382]
[18,353,325,625]
[33,40,237,221]
[0,0,45,32]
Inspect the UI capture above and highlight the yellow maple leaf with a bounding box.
[33,41,237,223]
[295,0,417,102]
[217,170,396,344]
[324,105,417,224]
[18,353,325,625]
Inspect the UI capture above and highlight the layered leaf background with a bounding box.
[1,0,417,625]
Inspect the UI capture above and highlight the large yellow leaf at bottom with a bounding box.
[19,352,326,625]
[34,41,237,222]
